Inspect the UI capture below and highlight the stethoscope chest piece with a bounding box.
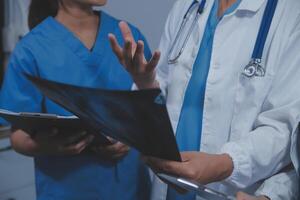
[243,59,265,78]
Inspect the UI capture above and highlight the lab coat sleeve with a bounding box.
[155,15,171,96]
[221,20,300,188]
[291,127,300,176]
[255,170,299,200]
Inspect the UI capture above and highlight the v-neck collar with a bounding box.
[45,11,109,67]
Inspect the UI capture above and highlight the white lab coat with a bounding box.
[151,0,300,199]
[255,170,299,200]
[291,127,299,176]
[2,0,31,53]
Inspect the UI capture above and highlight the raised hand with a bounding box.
[109,21,160,89]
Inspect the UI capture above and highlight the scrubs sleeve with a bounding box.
[220,21,300,188]
[0,43,43,115]
[255,170,299,200]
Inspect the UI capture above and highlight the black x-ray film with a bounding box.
[26,74,181,162]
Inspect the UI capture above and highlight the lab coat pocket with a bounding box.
[230,73,274,140]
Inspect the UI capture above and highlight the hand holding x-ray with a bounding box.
[109,21,160,90]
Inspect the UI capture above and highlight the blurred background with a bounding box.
[0,0,175,199]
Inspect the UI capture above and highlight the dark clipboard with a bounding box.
[157,174,236,200]
[0,109,111,145]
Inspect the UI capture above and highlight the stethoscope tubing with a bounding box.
[252,0,278,60]
[168,0,278,78]
[168,0,206,64]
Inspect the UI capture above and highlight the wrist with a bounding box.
[135,79,159,90]
[217,153,234,181]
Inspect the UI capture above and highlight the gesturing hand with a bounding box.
[109,21,160,89]
[143,152,234,185]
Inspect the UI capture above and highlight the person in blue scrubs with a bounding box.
[0,0,152,200]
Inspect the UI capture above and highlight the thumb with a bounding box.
[236,192,255,200]
[180,152,196,162]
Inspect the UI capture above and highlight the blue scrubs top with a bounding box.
[167,0,241,199]
[0,12,152,200]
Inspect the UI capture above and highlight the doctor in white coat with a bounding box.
[109,0,300,199]
[2,0,31,65]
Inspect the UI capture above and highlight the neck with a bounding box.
[218,0,238,17]
[55,1,98,30]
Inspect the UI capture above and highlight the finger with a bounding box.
[236,192,251,200]
[146,50,161,72]
[92,143,130,161]
[93,142,129,156]
[106,136,117,144]
[123,40,133,69]
[111,150,130,160]
[108,33,124,64]
[119,21,135,43]
[133,40,146,73]
[63,135,94,155]
[144,156,187,177]
[103,142,130,153]
[180,152,195,162]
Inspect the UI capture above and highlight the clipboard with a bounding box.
[157,174,236,200]
[0,109,111,145]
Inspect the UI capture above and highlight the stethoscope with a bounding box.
[167,0,278,78]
